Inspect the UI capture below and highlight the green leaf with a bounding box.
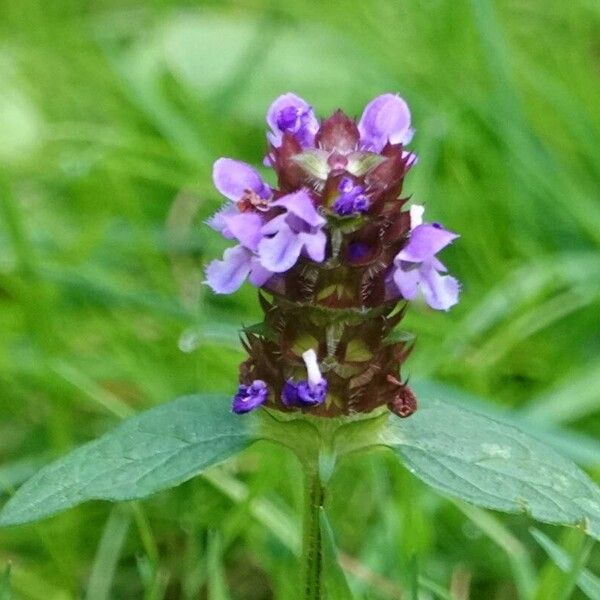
[207,532,232,600]
[531,528,600,600]
[413,380,600,467]
[85,507,131,600]
[0,565,11,600]
[0,395,251,526]
[319,509,354,600]
[381,401,600,539]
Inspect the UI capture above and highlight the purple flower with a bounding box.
[207,158,272,248]
[391,205,460,311]
[266,93,319,150]
[282,349,328,407]
[282,379,328,407]
[205,245,273,294]
[232,380,269,414]
[258,189,327,272]
[333,177,370,216]
[212,158,272,203]
[358,94,414,153]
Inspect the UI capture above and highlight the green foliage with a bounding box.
[1,0,599,596]
[319,509,353,599]
[383,401,600,539]
[532,529,600,599]
[0,566,11,600]
[0,395,250,526]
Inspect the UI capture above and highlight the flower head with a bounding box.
[205,93,460,416]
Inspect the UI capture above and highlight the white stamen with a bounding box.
[302,348,323,388]
[409,204,425,229]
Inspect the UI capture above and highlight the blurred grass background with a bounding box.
[1,0,599,598]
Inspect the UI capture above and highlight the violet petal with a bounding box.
[248,257,274,287]
[213,158,270,201]
[272,189,325,228]
[223,212,264,251]
[358,94,413,152]
[258,224,304,273]
[260,213,288,237]
[419,264,461,311]
[396,224,459,263]
[205,245,253,294]
[299,229,327,263]
[282,379,300,406]
[392,265,420,300]
[266,93,319,148]
[206,203,238,238]
[232,380,269,414]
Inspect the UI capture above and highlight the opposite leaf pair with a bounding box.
[1,393,599,544]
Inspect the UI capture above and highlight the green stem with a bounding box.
[301,457,325,600]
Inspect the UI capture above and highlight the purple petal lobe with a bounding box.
[232,380,269,414]
[392,265,420,300]
[419,265,460,311]
[204,245,252,294]
[223,212,264,251]
[282,379,328,407]
[272,189,325,227]
[248,257,273,287]
[333,177,370,216]
[397,224,459,263]
[358,94,413,152]
[258,225,304,273]
[213,158,270,201]
[299,229,327,263]
[206,203,238,238]
[282,379,299,406]
[297,380,328,405]
[431,256,447,273]
[260,213,288,237]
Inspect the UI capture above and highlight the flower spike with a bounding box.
[205,93,460,416]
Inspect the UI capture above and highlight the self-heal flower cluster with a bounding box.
[205,162,327,293]
[205,93,460,416]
